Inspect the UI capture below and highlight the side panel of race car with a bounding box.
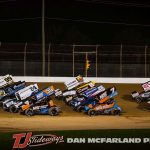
[71,97,95,109]
[87,100,122,115]
[103,103,122,114]
[83,87,118,112]
[3,84,39,110]
[19,86,55,113]
[32,105,49,114]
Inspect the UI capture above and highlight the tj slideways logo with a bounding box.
[12,132,64,148]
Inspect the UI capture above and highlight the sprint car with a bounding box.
[19,86,61,116]
[83,86,120,114]
[55,75,84,102]
[131,81,150,103]
[12,86,56,114]
[70,85,106,111]
[86,99,122,116]
[63,81,95,104]
[3,83,39,112]
[0,81,26,104]
[73,86,118,112]
[22,100,61,116]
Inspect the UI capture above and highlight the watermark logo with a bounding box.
[12,132,64,148]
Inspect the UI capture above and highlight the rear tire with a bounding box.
[9,105,19,113]
[68,100,72,106]
[88,109,96,116]
[113,109,121,116]
[0,101,3,107]
[136,97,142,103]
[20,110,25,115]
[49,107,58,116]
[77,105,82,112]
[25,108,34,116]
[2,104,8,111]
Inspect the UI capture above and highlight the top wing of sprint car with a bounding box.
[0,74,14,89]
[0,81,26,100]
[54,75,84,98]
[64,75,84,90]
[76,81,95,94]
[83,85,106,98]
[15,83,39,101]
[141,81,150,92]
[62,81,95,98]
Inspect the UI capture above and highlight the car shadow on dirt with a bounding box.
[122,94,134,102]
[122,94,150,111]
[137,102,150,111]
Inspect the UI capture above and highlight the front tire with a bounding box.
[88,109,96,116]
[25,108,34,116]
[49,107,59,116]
[9,105,19,113]
[0,101,3,107]
[77,105,82,112]
[113,109,121,116]
[136,97,142,103]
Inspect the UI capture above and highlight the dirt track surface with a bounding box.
[0,83,150,131]
[1,116,150,132]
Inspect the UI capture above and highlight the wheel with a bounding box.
[136,97,142,103]
[25,108,34,116]
[113,109,121,116]
[77,105,82,112]
[49,107,58,116]
[9,105,19,113]
[71,106,77,111]
[108,110,112,115]
[88,109,96,116]
[2,104,8,111]
[68,100,72,106]
[0,101,3,107]
[20,110,25,115]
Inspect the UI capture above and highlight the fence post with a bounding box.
[42,0,45,76]
[24,42,27,76]
[120,44,122,77]
[145,45,147,77]
[72,44,75,77]
[96,45,98,77]
[48,43,51,76]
